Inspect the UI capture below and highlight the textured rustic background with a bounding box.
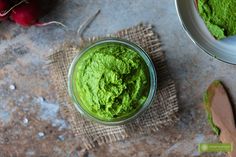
[0,0,233,156]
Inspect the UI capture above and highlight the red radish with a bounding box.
[10,0,66,28]
[0,0,25,17]
[11,0,39,26]
[0,0,10,21]
[0,0,9,13]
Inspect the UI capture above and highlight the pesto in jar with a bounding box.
[73,42,150,120]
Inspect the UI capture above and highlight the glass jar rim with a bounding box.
[68,38,157,126]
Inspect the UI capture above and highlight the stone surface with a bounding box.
[0,0,233,156]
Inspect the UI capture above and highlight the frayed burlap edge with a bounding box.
[48,23,179,149]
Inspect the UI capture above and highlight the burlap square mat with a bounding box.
[48,23,179,149]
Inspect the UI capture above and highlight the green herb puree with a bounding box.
[198,0,236,39]
[73,43,150,120]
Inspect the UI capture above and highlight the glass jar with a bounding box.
[68,38,157,125]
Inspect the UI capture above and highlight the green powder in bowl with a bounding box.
[68,38,157,125]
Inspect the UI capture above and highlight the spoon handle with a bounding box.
[205,81,236,157]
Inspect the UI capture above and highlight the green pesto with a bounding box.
[198,0,236,39]
[203,80,221,136]
[73,43,150,120]
[203,91,220,135]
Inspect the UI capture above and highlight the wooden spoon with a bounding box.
[205,81,236,156]
[195,0,198,9]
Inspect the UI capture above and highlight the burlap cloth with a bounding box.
[48,23,179,149]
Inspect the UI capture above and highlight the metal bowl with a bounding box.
[175,0,236,64]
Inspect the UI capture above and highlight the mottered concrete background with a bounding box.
[0,0,234,156]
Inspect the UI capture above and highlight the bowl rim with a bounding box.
[67,37,158,126]
[175,0,236,65]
